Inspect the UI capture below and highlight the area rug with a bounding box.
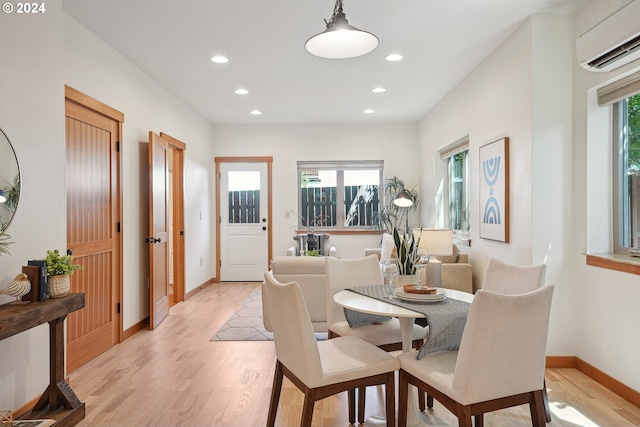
[210,289,274,341]
[210,288,328,341]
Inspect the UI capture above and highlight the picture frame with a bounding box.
[479,137,509,242]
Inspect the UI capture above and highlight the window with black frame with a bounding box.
[297,161,383,230]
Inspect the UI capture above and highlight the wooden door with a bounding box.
[65,86,122,373]
[149,132,169,329]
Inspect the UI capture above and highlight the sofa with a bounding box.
[262,255,328,333]
[364,243,473,293]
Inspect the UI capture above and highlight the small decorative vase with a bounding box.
[48,274,70,298]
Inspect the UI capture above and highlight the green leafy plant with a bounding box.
[392,227,423,275]
[304,249,321,256]
[44,249,84,276]
[0,231,13,257]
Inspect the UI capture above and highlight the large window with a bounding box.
[440,137,470,238]
[297,161,383,230]
[614,93,640,251]
[601,71,640,253]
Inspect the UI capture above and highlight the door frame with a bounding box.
[64,85,123,346]
[215,157,273,282]
[160,132,186,305]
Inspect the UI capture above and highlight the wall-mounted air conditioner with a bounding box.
[577,0,640,72]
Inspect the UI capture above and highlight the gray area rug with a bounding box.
[210,289,274,341]
[210,288,328,341]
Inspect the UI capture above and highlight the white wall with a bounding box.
[0,5,217,411]
[418,2,640,391]
[63,15,216,327]
[573,1,640,392]
[212,124,419,259]
[0,0,66,410]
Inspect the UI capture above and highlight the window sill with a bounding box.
[586,253,640,275]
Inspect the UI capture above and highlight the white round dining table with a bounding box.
[333,287,474,427]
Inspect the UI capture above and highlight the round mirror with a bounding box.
[0,128,21,232]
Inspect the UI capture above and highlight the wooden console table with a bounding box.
[0,293,86,426]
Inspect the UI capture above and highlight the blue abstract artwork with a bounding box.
[479,137,509,242]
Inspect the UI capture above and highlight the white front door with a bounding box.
[219,162,269,281]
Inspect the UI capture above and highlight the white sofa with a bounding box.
[262,255,328,333]
[286,233,337,257]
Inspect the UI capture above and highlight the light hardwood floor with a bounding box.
[69,282,640,427]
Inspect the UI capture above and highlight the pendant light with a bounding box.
[305,0,379,59]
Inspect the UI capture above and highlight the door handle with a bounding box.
[154,237,161,243]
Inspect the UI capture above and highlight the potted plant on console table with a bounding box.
[45,249,84,298]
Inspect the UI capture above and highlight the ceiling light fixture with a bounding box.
[385,53,403,62]
[364,108,375,114]
[250,110,262,115]
[235,89,249,95]
[372,87,386,93]
[211,55,229,64]
[305,0,378,59]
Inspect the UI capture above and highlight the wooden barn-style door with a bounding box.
[64,86,123,373]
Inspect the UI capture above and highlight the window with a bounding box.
[613,93,640,251]
[600,71,640,253]
[297,161,383,230]
[440,137,470,239]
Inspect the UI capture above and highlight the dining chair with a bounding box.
[325,255,428,423]
[263,271,400,427]
[480,257,551,423]
[397,285,555,427]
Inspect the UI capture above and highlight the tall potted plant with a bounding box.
[374,176,420,275]
[45,249,84,298]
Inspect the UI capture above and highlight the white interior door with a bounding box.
[220,162,269,281]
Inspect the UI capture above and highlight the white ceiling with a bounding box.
[62,0,588,125]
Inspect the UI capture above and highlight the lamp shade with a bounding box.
[305,5,378,59]
[393,190,414,208]
[414,228,453,256]
[0,189,6,204]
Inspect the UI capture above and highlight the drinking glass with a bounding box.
[380,258,398,299]
[414,250,431,290]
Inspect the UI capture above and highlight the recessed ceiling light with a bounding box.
[250,110,262,115]
[385,54,403,62]
[364,109,375,114]
[372,87,386,93]
[211,55,229,64]
[235,89,249,95]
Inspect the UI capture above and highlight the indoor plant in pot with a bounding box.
[374,176,421,278]
[45,249,83,298]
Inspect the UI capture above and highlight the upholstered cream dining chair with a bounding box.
[325,255,428,423]
[263,271,399,427]
[480,257,551,423]
[397,285,555,427]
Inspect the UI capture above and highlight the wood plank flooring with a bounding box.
[68,282,640,427]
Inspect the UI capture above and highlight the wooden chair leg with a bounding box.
[267,361,284,427]
[530,390,547,427]
[300,394,315,427]
[348,389,355,424]
[418,389,425,411]
[398,371,409,427]
[543,379,551,422]
[385,372,396,427]
[427,394,434,408]
[358,386,366,424]
[474,414,484,427]
[455,404,473,427]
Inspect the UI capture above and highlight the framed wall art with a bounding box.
[479,137,509,242]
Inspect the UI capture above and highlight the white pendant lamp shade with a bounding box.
[305,2,379,59]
